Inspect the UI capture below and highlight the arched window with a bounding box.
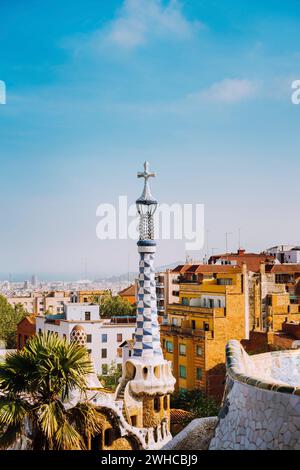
[104,428,113,447]
[154,397,160,412]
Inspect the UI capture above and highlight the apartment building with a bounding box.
[36,303,136,375]
[161,264,248,400]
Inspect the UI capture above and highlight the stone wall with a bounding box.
[209,340,300,450]
[163,417,218,451]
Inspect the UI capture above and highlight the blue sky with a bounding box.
[0,0,300,280]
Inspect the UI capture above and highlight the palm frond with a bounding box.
[68,401,103,437]
[0,396,30,426]
[54,420,84,450]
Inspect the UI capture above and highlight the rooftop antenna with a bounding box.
[238,227,241,250]
[186,253,193,264]
[206,228,210,253]
[225,232,232,253]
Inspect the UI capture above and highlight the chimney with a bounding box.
[260,261,266,274]
[237,248,246,255]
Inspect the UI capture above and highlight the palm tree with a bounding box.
[0,332,103,450]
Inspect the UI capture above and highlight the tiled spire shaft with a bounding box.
[133,242,163,358]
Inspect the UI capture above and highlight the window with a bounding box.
[86,334,92,343]
[196,345,202,356]
[166,341,173,353]
[83,297,88,302]
[102,334,107,343]
[209,299,214,308]
[18,334,22,349]
[191,320,196,330]
[117,333,122,342]
[182,297,189,306]
[196,368,202,380]
[131,415,137,426]
[179,344,186,356]
[87,349,92,354]
[179,365,186,379]
[104,428,113,447]
[38,328,42,334]
[102,364,108,375]
[154,398,160,412]
[117,363,122,372]
[217,278,233,286]
[117,348,122,358]
[204,322,210,331]
[85,311,91,321]
[101,349,107,359]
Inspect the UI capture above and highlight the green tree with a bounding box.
[171,389,220,419]
[98,361,122,391]
[0,332,103,450]
[0,296,28,349]
[100,296,135,318]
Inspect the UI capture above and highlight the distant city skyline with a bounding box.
[1,0,300,276]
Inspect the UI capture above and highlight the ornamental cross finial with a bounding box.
[137,161,156,182]
[136,161,157,205]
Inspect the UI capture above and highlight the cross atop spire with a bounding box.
[137,161,156,182]
[136,161,157,204]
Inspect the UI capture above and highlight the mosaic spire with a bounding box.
[133,162,163,359]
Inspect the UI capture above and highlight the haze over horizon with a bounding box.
[1,0,300,277]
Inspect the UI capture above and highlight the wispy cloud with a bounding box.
[188,79,259,103]
[107,0,200,48]
[65,0,201,54]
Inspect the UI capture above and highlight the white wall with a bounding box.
[189,295,225,308]
[36,317,135,375]
[64,303,100,321]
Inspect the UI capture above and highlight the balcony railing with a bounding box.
[166,303,225,317]
[161,324,213,339]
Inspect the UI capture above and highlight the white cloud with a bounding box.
[188,79,259,104]
[91,0,201,51]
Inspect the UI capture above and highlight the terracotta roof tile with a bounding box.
[270,264,300,274]
[118,284,136,297]
[170,408,196,423]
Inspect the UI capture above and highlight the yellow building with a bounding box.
[161,264,248,401]
[77,290,111,303]
[266,291,300,332]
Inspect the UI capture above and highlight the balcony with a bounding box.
[167,303,225,317]
[161,324,213,340]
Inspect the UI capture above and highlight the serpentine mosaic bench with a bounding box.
[209,340,300,450]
